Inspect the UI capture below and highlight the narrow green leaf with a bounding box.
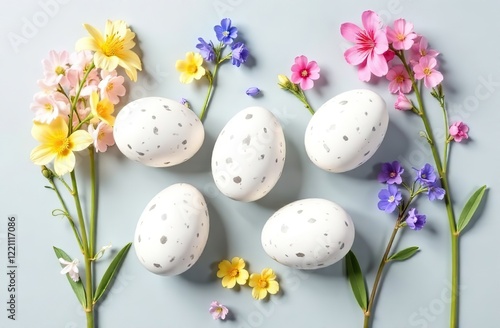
[53,246,86,307]
[457,185,487,233]
[93,242,132,304]
[388,246,419,261]
[345,251,368,311]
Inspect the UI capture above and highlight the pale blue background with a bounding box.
[1,0,498,327]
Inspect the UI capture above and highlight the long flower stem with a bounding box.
[89,148,96,257]
[70,170,94,327]
[413,83,458,328]
[364,221,401,328]
[199,66,218,122]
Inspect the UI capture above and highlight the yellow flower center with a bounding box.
[44,103,53,112]
[55,66,66,75]
[301,69,309,77]
[97,101,111,116]
[397,33,406,41]
[102,33,124,56]
[54,137,72,156]
[229,268,239,277]
[423,67,431,76]
[186,63,199,74]
[106,82,114,92]
[396,75,404,83]
[258,279,268,289]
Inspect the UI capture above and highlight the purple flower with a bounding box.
[209,301,228,320]
[196,38,216,62]
[426,181,445,201]
[406,208,426,230]
[378,161,404,184]
[246,87,260,96]
[214,18,238,45]
[414,163,437,185]
[180,98,190,108]
[230,42,249,67]
[377,184,402,213]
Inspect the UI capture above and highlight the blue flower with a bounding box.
[378,161,404,184]
[214,18,238,45]
[246,87,260,96]
[406,208,426,230]
[414,163,437,185]
[377,184,402,213]
[231,42,249,67]
[196,37,216,62]
[426,181,445,201]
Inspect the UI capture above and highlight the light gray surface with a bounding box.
[1,0,498,327]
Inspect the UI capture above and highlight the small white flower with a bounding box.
[59,258,80,282]
[94,243,112,261]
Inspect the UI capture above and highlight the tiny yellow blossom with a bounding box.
[76,20,142,81]
[30,116,93,176]
[248,268,279,300]
[175,52,206,84]
[216,257,249,288]
[90,91,115,126]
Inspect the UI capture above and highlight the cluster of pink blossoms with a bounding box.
[341,10,468,143]
[31,49,127,152]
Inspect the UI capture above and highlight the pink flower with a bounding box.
[98,70,126,104]
[413,56,443,89]
[88,122,115,152]
[340,10,389,81]
[449,122,469,142]
[67,50,94,88]
[42,50,70,88]
[386,65,412,94]
[386,19,417,50]
[31,91,70,123]
[410,35,439,64]
[394,91,413,111]
[208,301,228,320]
[290,55,320,90]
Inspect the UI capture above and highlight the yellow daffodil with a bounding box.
[175,52,206,84]
[30,116,93,176]
[90,91,115,126]
[76,20,142,81]
[216,257,249,288]
[249,268,279,300]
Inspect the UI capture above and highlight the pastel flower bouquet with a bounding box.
[28,10,488,328]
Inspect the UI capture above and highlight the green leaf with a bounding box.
[388,246,419,261]
[345,251,368,311]
[53,246,86,307]
[93,242,132,304]
[457,185,487,234]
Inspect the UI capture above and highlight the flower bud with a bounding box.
[277,74,293,90]
[41,165,53,180]
[245,87,261,97]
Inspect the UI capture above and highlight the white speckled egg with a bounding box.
[261,198,354,270]
[304,89,388,172]
[134,183,209,276]
[114,97,204,167]
[211,106,286,202]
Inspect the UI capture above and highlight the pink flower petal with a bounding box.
[367,52,388,77]
[340,23,362,43]
[361,10,380,32]
[300,78,314,90]
[344,46,369,66]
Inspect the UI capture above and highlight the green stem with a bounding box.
[70,170,94,327]
[412,81,458,328]
[297,90,315,115]
[69,62,95,134]
[199,66,217,122]
[46,173,84,252]
[364,220,402,327]
[89,148,97,258]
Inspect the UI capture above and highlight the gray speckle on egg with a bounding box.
[343,135,349,141]
[160,236,167,244]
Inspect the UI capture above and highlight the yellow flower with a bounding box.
[90,91,115,127]
[30,116,93,176]
[175,52,206,84]
[76,20,142,81]
[216,257,249,288]
[249,268,279,300]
